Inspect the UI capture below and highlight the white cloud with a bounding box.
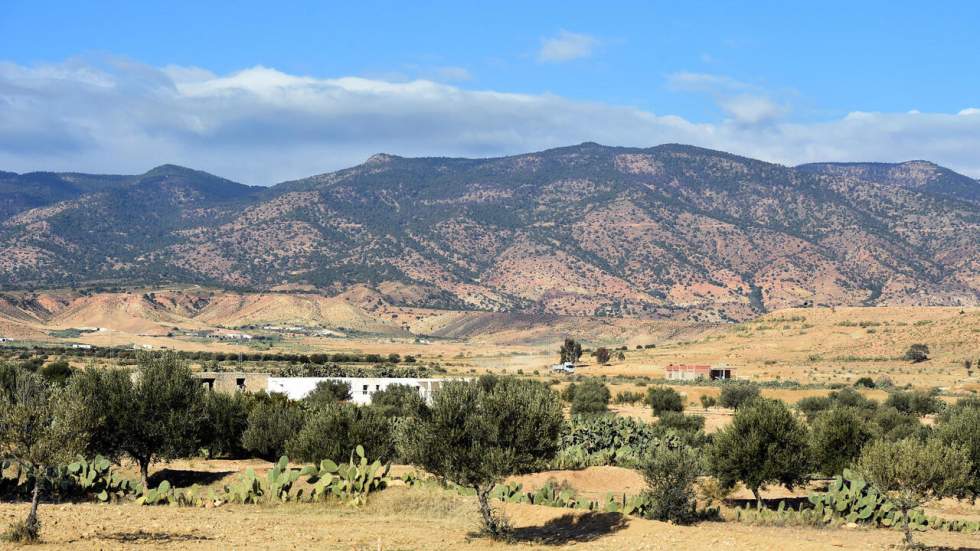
[718,94,787,125]
[1,58,979,184]
[537,31,599,63]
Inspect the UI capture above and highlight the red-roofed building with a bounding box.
[665,364,734,381]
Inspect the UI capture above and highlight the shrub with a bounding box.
[640,436,701,524]
[797,396,833,422]
[808,406,874,476]
[242,395,306,460]
[645,386,684,415]
[656,411,705,434]
[885,389,942,416]
[699,395,717,409]
[370,384,427,418]
[398,376,564,537]
[594,347,611,365]
[870,406,928,442]
[933,407,980,497]
[707,398,809,503]
[287,402,393,463]
[613,390,644,404]
[199,391,252,458]
[570,380,610,415]
[903,344,930,363]
[40,360,73,385]
[718,381,760,410]
[304,380,353,406]
[857,438,971,546]
[560,383,577,403]
[853,377,875,388]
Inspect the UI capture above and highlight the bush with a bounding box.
[809,406,874,476]
[933,407,980,497]
[640,436,701,524]
[885,389,943,416]
[304,380,352,407]
[613,390,644,404]
[40,360,73,385]
[656,411,705,434]
[718,381,760,410]
[287,403,393,463]
[853,377,875,388]
[570,380,610,415]
[1,520,38,544]
[594,348,611,365]
[200,391,252,458]
[370,384,427,418]
[398,376,564,537]
[857,438,971,546]
[699,395,717,409]
[903,344,930,363]
[241,395,306,460]
[645,386,684,415]
[797,396,833,422]
[707,398,809,502]
[869,406,928,442]
[560,383,577,403]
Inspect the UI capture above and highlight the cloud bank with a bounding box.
[1,58,979,185]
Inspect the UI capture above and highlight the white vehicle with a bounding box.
[551,362,575,374]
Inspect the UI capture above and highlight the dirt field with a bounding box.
[3,487,979,550]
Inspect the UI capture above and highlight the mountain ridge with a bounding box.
[1,143,977,321]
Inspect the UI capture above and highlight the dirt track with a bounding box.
[2,490,978,550]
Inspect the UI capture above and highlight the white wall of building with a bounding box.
[266,377,448,405]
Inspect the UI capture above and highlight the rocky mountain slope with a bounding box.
[1,143,977,321]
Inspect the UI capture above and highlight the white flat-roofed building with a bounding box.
[266,377,451,405]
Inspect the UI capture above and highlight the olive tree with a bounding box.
[809,406,874,476]
[639,435,701,523]
[718,381,760,410]
[73,352,206,488]
[570,379,610,415]
[397,376,564,537]
[933,407,980,497]
[857,438,971,547]
[0,368,88,542]
[707,398,809,503]
[645,386,684,415]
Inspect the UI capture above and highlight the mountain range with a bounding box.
[1,143,977,321]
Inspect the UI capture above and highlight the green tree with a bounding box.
[640,435,701,523]
[558,338,583,364]
[370,384,426,418]
[0,368,88,542]
[241,394,306,460]
[397,376,564,537]
[718,381,760,410]
[933,407,980,497]
[73,352,207,488]
[199,391,252,458]
[304,380,353,407]
[809,406,874,476]
[645,386,684,415]
[287,402,393,463]
[857,438,971,546]
[707,398,809,503]
[903,343,930,363]
[39,360,73,385]
[885,389,942,416]
[570,380,610,415]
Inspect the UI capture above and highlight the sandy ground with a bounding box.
[2,490,979,551]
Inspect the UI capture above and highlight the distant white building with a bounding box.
[266,377,451,405]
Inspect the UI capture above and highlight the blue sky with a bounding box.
[1,1,979,184]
